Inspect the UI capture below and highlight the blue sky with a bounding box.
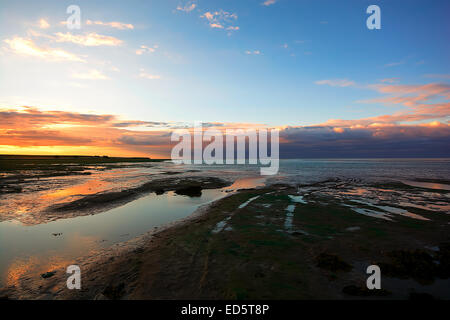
[0,0,448,126]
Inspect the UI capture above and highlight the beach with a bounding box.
[0,158,449,299]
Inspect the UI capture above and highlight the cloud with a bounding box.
[315,79,356,87]
[200,10,239,33]
[279,123,450,158]
[139,70,161,80]
[262,0,277,6]
[176,1,197,13]
[71,69,110,80]
[112,121,169,128]
[0,107,175,157]
[245,50,261,55]
[380,78,399,83]
[0,107,115,129]
[54,32,122,46]
[3,37,85,62]
[38,19,50,29]
[135,44,158,55]
[1,106,449,158]
[85,20,134,30]
[210,23,224,29]
[320,82,450,127]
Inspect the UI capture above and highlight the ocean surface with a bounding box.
[1,159,449,288]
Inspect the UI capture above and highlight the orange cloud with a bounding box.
[200,10,239,32]
[71,69,110,80]
[54,32,122,46]
[315,79,356,87]
[85,20,134,30]
[38,18,50,29]
[3,37,85,62]
[1,101,449,159]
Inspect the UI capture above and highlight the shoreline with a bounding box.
[1,177,450,300]
[0,185,240,299]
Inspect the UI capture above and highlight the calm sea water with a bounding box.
[0,159,449,287]
[186,158,450,184]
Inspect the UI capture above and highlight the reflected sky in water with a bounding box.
[0,188,227,287]
[1,159,449,288]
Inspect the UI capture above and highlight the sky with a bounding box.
[0,0,449,158]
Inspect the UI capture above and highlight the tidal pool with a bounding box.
[0,188,229,287]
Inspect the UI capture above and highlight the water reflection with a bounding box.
[0,186,238,287]
[401,180,450,191]
[223,177,266,191]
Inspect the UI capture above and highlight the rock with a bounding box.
[41,271,56,279]
[175,186,202,197]
[316,253,352,272]
[94,293,109,300]
[103,282,125,300]
[377,249,437,284]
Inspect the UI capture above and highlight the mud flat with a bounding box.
[0,159,233,225]
[47,176,231,216]
[1,178,449,300]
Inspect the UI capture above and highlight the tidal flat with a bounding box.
[0,158,449,299]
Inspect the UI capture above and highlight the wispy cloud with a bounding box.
[200,10,239,33]
[176,1,197,13]
[139,69,161,80]
[210,23,224,29]
[262,0,277,6]
[71,69,110,80]
[54,32,123,46]
[245,50,261,55]
[38,18,50,29]
[315,79,356,87]
[3,37,85,62]
[85,20,134,30]
[332,81,450,125]
[136,44,158,55]
[380,78,399,83]
[226,26,239,31]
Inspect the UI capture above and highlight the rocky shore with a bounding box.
[1,178,449,300]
